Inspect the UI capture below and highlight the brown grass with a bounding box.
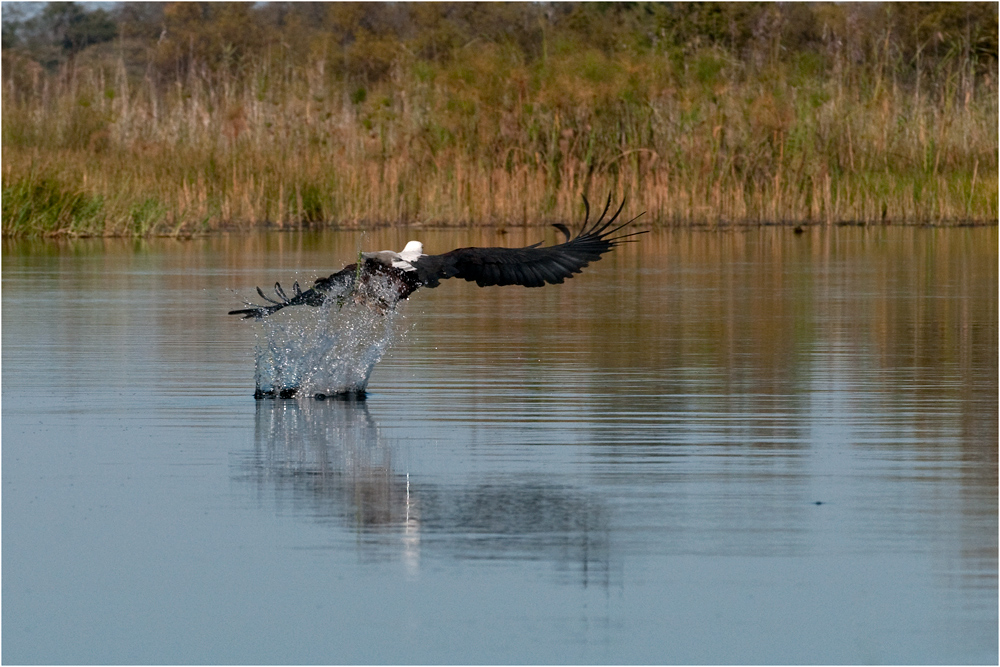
[2,40,996,236]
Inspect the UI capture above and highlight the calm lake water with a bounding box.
[3,226,997,665]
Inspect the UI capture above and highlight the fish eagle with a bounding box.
[229,196,645,320]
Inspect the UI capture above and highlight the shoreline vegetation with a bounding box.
[2,2,997,237]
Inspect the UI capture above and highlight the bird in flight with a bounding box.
[229,195,645,320]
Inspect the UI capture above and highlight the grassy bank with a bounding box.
[2,6,996,236]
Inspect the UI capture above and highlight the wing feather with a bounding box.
[412,196,645,289]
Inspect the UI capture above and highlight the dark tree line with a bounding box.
[2,2,117,67]
[3,2,997,85]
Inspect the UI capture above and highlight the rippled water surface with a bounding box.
[3,226,997,664]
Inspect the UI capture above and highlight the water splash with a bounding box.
[251,275,406,399]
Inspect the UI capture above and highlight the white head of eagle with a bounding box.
[230,196,645,320]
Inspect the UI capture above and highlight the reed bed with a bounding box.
[3,39,996,236]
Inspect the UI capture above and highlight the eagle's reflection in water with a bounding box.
[241,399,612,586]
[244,398,420,571]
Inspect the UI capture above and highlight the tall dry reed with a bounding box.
[2,39,996,236]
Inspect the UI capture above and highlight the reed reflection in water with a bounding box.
[1,225,995,664]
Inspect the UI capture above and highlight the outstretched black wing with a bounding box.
[411,195,646,288]
[228,258,423,319]
[228,265,356,319]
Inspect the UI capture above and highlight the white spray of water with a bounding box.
[252,274,406,398]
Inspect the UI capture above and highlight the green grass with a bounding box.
[1,169,105,236]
